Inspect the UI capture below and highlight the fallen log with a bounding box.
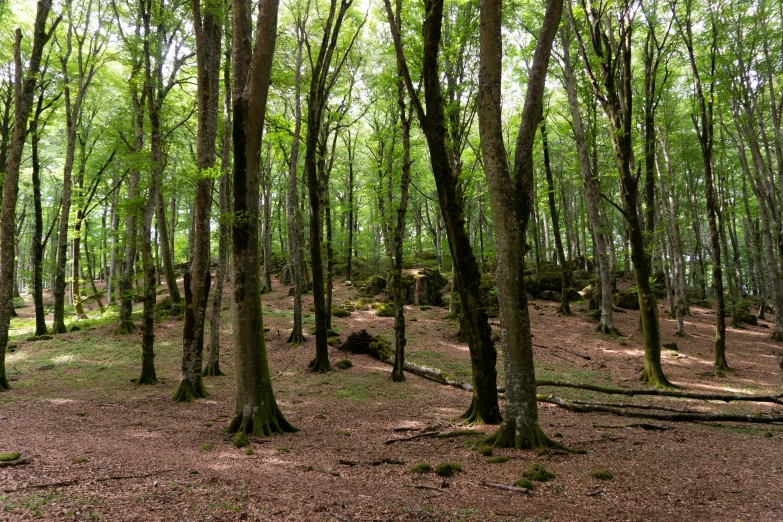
[537,380,783,405]
[0,458,30,468]
[543,395,783,424]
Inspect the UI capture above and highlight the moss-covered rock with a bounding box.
[522,462,555,482]
[564,288,582,301]
[474,443,493,456]
[327,335,342,347]
[335,359,353,370]
[663,342,678,351]
[434,461,462,477]
[354,299,370,311]
[513,477,535,490]
[590,467,614,480]
[540,290,561,302]
[523,275,541,297]
[342,301,355,312]
[0,451,20,462]
[359,275,387,297]
[613,288,640,310]
[740,310,758,326]
[331,307,351,318]
[571,269,593,288]
[536,270,563,292]
[338,329,393,361]
[233,432,249,448]
[411,462,431,474]
[375,303,395,317]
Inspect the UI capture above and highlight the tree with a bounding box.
[225,0,296,438]
[0,0,60,391]
[384,0,501,425]
[478,0,564,448]
[571,0,672,387]
[173,0,223,401]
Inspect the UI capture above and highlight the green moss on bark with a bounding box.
[172,377,209,402]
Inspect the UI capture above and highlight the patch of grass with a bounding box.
[337,430,351,436]
[486,456,508,464]
[203,422,213,427]
[410,462,431,474]
[0,452,20,462]
[522,462,555,482]
[245,448,254,456]
[75,412,87,417]
[276,447,290,453]
[200,444,214,451]
[72,457,88,464]
[590,467,613,480]
[434,462,462,477]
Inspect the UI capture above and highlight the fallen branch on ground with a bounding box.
[478,481,531,494]
[593,422,671,431]
[384,431,439,445]
[4,469,175,492]
[537,380,783,405]
[543,395,783,423]
[574,400,700,413]
[0,458,30,468]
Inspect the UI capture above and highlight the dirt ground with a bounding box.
[2,276,783,521]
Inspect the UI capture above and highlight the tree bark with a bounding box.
[226,0,295,439]
[478,0,563,448]
[0,1,59,391]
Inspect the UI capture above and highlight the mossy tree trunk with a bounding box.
[286,14,305,346]
[540,121,570,317]
[175,0,222,398]
[677,8,728,370]
[136,184,158,386]
[384,0,501,424]
[478,0,563,447]
[226,0,295,438]
[390,2,413,383]
[205,28,232,378]
[559,28,615,334]
[572,0,671,387]
[0,4,59,391]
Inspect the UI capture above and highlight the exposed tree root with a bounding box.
[133,369,157,385]
[638,365,674,389]
[309,356,332,373]
[286,329,306,346]
[536,379,783,405]
[461,398,501,425]
[226,403,297,438]
[485,420,585,453]
[172,377,209,402]
[202,363,224,377]
[116,322,135,335]
[542,395,783,423]
[772,330,783,342]
[596,323,622,337]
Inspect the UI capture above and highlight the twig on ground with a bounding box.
[0,458,30,468]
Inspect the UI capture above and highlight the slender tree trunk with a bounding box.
[540,121,571,316]
[0,3,59,391]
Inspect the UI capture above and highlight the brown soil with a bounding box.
[1,278,782,521]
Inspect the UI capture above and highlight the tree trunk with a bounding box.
[384,0,501,424]
[478,0,563,448]
[226,0,295,439]
[0,3,58,391]
[540,121,570,316]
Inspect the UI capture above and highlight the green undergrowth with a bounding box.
[295,370,418,404]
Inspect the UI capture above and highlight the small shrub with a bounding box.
[335,359,353,370]
[434,462,462,477]
[410,462,431,474]
[245,448,254,455]
[763,431,773,438]
[513,477,535,490]
[486,456,508,464]
[522,462,555,482]
[590,468,614,480]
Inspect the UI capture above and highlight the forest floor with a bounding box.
[1,275,783,521]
